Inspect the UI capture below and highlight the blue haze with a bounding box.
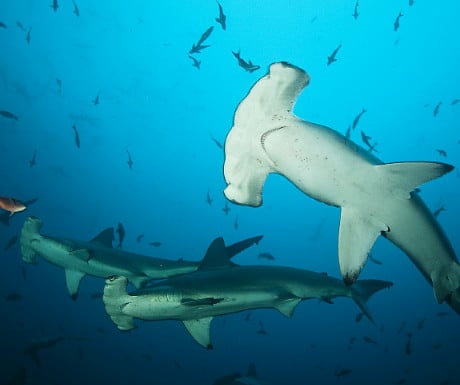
[0,1,459,384]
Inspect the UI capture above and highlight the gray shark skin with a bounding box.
[103,238,392,349]
[20,216,262,299]
[222,62,460,315]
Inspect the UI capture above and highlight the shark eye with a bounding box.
[108,275,118,281]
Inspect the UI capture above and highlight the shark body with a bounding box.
[20,216,261,298]
[103,237,392,348]
[222,62,460,314]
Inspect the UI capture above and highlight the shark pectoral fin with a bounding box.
[376,162,454,198]
[70,248,91,262]
[274,297,301,317]
[338,208,387,284]
[64,269,85,298]
[183,317,214,349]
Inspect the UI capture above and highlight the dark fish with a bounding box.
[368,253,383,265]
[436,311,450,317]
[72,124,80,148]
[433,101,442,116]
[50,0,58,12]
[436,149,447,157]
[409,0,414,6]
[0,110,19,121]
[432,205,445,218]
[189,55,201,69]
[211,136,223,149]
[355,312,364,323]
[0,21,7,29]
[450,99,460,105]
[352,0,359,20]
[25,336,64,367]
[56,78,62,94]
[362,336,377,344]
[92,92,100,106]
[361,130,378,153]
[244,312,251,322]
[149,241,162,247]
[4,235,18,250]
[116,222,125,248]
[136,234,144,243]
[345,126,351,139]
[233,216,239,230]
[405,332,412,355]
[352,108,366,129]
[126,150,133,169]
[72,0,80,16]
[206,190,213,206]
[258,252,275,261]
[334,368,352,377]
[257,321,267,335]
[394,12,403,32]
[417,317,426,329]
[232,50,260,73]
[222,201,231,215]
[5,292,22,301]
[327,42,341,66]
[189,26,214,54]
[215,1,227,30]
[26,27,31,44]
[16,21,26,31]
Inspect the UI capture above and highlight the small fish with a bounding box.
[0,197,26,216]
[232,50,260,73]
[56,78,62,94]
[50,0,58,12]
[26,27,31,44]
[334,368,352,377]
[233,216,239,230]
[409,0,414,6]
[432,205,445,218]
[450,99,460,106]
[405,332,412,355]
[149,241,162,247]
[368,253,383,265]
[360,131,378,152]
[433,101,442,116]
[211,136,223,149]
[352,108,366,129]
[189,26,214,54]
[126,150,133,169]
[258,252,275,261]
[417,317,426,329]
[72,124,80,148]
[189,55,201,69]
[5,292,22,301]
[436,149,447,157]
[206,190,213,206]
[16,21,26,32]
[362,336,377,344]
[355,312,364,323]
[136,234,144,243]
[0,21,7,29]
[345,126,351,139]
[215,1,227,30]
[92,92,100,106]
[72,0,80,16]
[257,321,267,335]
[0,110,19,121]
[397,321,407,334]
[327,42,341,66]
[222,201,231,215]
[244,312,252,322]
[436,311,450,317]
[352,0,359,20]
[4,235,18,250]
[394,12,403,32]
[116,222,125,248]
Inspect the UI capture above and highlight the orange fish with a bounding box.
[0,197,26,216]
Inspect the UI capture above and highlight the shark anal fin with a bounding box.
[64,269,85,298]
[183,317,213,349]
[274,297,301,317]
[338,207,387,284]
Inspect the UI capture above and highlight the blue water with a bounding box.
[1,1,459,384]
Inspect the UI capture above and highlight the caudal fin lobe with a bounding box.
[351,279,393,324]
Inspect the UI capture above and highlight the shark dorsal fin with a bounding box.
[198,237,233,270]
[90,227,114,248]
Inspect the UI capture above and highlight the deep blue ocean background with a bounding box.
[1,1,459,384]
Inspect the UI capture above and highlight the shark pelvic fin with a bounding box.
[338,207,388,284]
[64,269,85,298]
[102,276,136,331]
[183,317,213,349]
[375,162,454,199]
[90,227,114,248]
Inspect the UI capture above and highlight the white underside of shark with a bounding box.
[223,62,460,314]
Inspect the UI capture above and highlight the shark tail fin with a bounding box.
[351,279,393,324]
[103,276,136,331]
[20,216,43,264]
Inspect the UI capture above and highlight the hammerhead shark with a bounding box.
[103,237,392,348]
[222,62,460,315]
[20,216,262,299]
